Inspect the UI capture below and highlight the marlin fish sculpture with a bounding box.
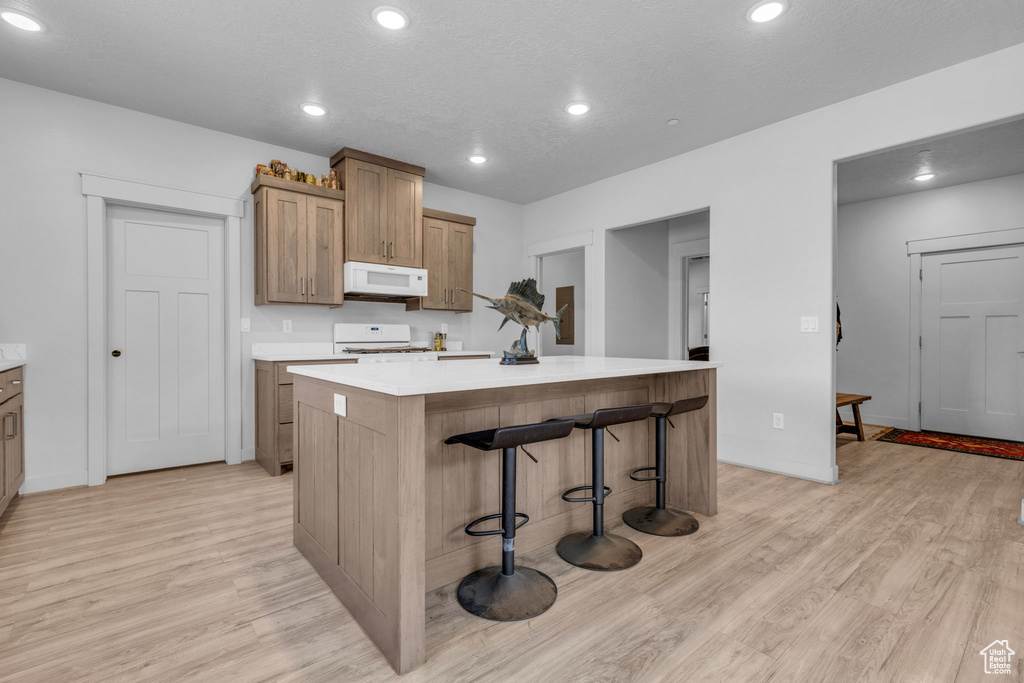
[460,278,569,364]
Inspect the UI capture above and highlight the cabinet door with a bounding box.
[266,188,308,303]
[3,394,23,500]
[386,169,423,267]
[421,218,449,310]
[345,159,388,265]
[448,222,474,312]
[307,197,345,305]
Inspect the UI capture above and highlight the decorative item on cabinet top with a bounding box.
[255,159,339,189]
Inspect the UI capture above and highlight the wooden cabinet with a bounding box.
[330,148,424,268]
[412,209,475,312]
[252,175,345,306]
[254,359,357,476]
[0,365,25,521]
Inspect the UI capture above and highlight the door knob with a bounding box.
[111,350,122,357]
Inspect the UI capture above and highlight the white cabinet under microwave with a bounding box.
[344,261,429,297]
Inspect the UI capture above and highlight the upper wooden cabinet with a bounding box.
[413,208,475,312]
[330,148,424,268]
[252,176,345,306]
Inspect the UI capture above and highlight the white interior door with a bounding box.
[107,205,226,475]
[921,245,1024,441]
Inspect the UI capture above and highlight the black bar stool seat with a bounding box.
[549,404,652,571]
[445,418,575,621]
[623,396,709,537]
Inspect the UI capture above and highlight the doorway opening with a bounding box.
[538,249,586,356]
[834,116,1024,467]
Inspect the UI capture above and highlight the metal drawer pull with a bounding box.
[311,277,316,296]
[301,278,305,296]
[390,242,395,259]
[11,380,20,384]
[382,240,386,258]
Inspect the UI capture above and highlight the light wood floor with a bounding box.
[1,440,1022,682]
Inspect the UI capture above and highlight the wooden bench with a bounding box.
[836,393,871,441]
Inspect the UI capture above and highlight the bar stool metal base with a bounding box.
[622,505,699,537]
[456,566,557,621]
[556,531,642,571]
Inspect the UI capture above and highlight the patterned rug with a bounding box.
[876,429,1024,462]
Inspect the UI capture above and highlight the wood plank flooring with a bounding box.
[1,439,1022,682]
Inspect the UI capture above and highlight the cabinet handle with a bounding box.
[389,242,395,259]
[301,278,305,296]
[443,288,448,304]
[11,380,20,384]
[382,240,386,259]
[311,277,316,296]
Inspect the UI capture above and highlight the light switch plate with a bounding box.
[333,394,347,417]
[773,413,784,429]
[240,318,251,332]
[283,319,292,333]
[800,316,819,333]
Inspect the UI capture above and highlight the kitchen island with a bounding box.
[287,355,720,673]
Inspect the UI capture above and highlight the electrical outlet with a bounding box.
[800,316,819,333]
[333,394,347,417]
[773,413,784,429]
[240,318,251,332]
[283,319,292,333]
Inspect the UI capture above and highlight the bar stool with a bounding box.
[550,404,653,571]
[622,396,709,536]
[445,418,576,621]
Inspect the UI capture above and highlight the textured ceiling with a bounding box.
[1,0,1023,203]
[838,117,1024,205]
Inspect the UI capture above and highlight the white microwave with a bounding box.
[344,261,429,297]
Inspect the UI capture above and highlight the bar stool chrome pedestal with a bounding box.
[445,419,576,621]
[622,396,709,536]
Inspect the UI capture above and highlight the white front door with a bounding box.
[921,245,1024,441]
[107,205,226,475]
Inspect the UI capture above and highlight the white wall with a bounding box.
[604,221,670,358]
[523,44,1024,484]
[836,172,1024,427]
[0,77,524,493]
[540,249,585,356]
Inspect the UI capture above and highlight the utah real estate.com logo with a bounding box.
[980,640,1015,675]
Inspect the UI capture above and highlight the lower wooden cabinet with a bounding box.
[255,359,357,476]
[0,365,25,521]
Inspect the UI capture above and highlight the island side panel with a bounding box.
[422,375,657,591]
[652,368,717,516]
[292,375,426,674]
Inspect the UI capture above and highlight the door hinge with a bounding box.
[919,335,922,348]
[918,401,922,415]
[919,268,923,281]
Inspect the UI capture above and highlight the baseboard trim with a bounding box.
[21,470,89,494]
[718,457,839,485]
[240,447,255,462]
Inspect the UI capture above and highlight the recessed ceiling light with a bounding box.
[468,155,487,164]
[373,6,409,30]
[747,0,788,23]
[914,173,936,182]
[565,102,591,116]
[667,119,680,126]
[300,103,327,116]
[1,9,44,31]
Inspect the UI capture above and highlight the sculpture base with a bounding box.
[500,355,540,365]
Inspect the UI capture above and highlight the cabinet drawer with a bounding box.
[1,366,23,400]
[278,423,293,464]
[278,384,293,424]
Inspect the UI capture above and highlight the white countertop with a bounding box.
[287,355,721,396]
[0,344,26,372]
[252,350,494,361]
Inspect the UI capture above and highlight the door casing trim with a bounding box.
[82,172,245,486]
